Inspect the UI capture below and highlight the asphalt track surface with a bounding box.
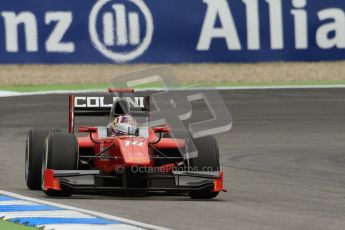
[0,89,344,230]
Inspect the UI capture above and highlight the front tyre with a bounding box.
[42,132,78,197]
[188,135,220,199]
[25,129,50,190]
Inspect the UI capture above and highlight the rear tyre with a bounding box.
[42,132,78,197]
[25,129,50,190]
[188,135,220,199]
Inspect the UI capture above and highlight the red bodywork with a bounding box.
[77,127,185,174]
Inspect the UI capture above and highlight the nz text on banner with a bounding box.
[0,0,345,63]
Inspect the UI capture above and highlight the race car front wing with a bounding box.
[43,169,225,194]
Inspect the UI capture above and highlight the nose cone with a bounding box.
[118,138,151,166]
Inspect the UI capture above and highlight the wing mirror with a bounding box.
[78,126,97,133]
[153,126,171,133]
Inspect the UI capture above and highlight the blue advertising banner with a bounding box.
[0,0,345,63]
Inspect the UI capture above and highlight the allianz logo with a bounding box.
[102,4,141,47]
[89,0,154,62]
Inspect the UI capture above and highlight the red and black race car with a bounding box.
[25,88,224,199]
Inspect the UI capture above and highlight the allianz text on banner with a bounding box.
[0,0,345,63]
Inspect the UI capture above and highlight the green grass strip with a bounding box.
[1,80,345,92]
[0,219,38,230]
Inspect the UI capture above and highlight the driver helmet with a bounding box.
[112,115,137,136]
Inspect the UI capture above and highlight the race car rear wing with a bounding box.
[68,88,150,133]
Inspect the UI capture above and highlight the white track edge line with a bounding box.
[1,84,345,97]
[0,190,169,230]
